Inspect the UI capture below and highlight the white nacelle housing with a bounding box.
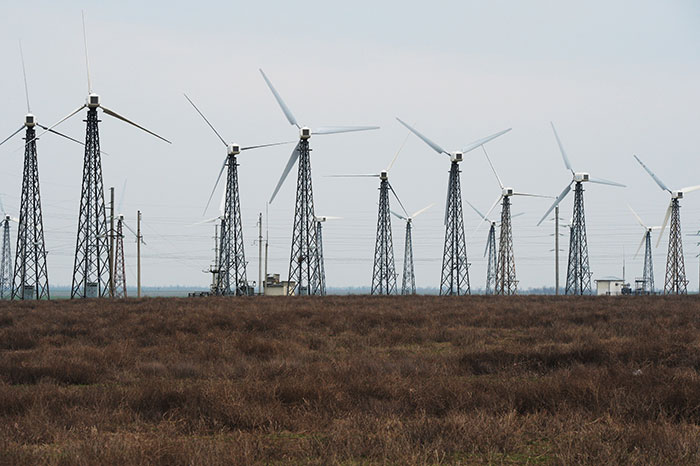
[502,187,514,196]
[574,172,590,183]
[228,144,241,156]
[380,170,388,180]
[24,114,36,127]
[87,93,100,108]
[451,152,463,163]
[300,127,311,140]
[673,191,684,199]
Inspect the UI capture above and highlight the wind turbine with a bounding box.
[477,147,550,295]
[396,117,511,295]
[330,140,410,295]
[314,215,341,296]
[0,42,88,300]
[184,94,290,296]
[37,13,171,298]
[0,197,19,299]
[538,123,625,295]
[628,205,660,294]
[389,203,434,295]
[633,155,699,294]
[260,69,379,296]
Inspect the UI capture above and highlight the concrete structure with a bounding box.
[595,277,625,296]
[264,274,295,296]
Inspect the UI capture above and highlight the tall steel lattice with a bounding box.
[218,155,249,296]
[372,178,397,295]
[0,218,11,299]
[72,108,110,298]
[12,126,49,300]
[664,199,687,294]
[485,222,497,295]
[401,220,415,295]
[642,230,654,293]
[441,162,470,295]
[316,220,327,296]
[288,140,321,296]
[113,217,127,299]
[495,197,517,294]
[565,182,592,295]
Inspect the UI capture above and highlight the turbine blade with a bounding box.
[635,232,646,259]
[18,40,31,113]
[550,122,573,172]
[240,141,294,151]
[259,69,299,127]
[537,183,573,226]
[219,186,226,216]
[0,126,25,148]
[388,208,407,221]
[465,199,487,221]
[326,174,379,178]
[680,185,700,194]
[395,117,448,155]
[122,220,139,239]
[410,203,435,219]
[36,124,85,147]
[657,202,672,248]
[183,93,227,147]
[474,195,503,238]
[386,129,412,172]
[270,142,301,203]
[204,157,228,215]
[484,231,491,258]
[312,126,379,135]
[512,192,553,198]
[511,212,525,219]
[444,172,452,225]
[588,177,625,188]
[627,204,646,229]
[82,10,92,94]
[462,128,512,154]
[101,106,171,144]
[117,179,127,214]
[26,104,86,146]
[633,155,670,192]
[482,146,504,189]
[388,182,409,218]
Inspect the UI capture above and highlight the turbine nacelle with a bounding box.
[502,187,514,197]
[380,170,388,180]
[24,114,36,128]
[300,127,311,140]
[672,190,684,199]
[451,152,463,163]
[574,172,589,183]
[87,93,100,108]
[227,144,241,156]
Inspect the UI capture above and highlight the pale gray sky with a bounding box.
[1,1,699,290]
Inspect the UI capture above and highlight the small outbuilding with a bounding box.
[595,277,625,296]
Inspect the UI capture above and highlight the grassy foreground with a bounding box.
[1,295,700,464]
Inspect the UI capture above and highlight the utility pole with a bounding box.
[258,213,263,295]
[136,210,141,298]
[109,187,115,298]
[555,205,559,295]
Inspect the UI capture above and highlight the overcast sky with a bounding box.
[1,1,699,291]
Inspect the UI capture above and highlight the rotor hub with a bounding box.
[228,144,241,156]
[87,93,100,108]
[451,152,463,163]
[574,172,589,183]
[672,191,683,199]
[502,187,514,196]
[380,170,388,180]
[300,127,311,140]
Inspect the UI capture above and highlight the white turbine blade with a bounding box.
[462,128,512,154]
[511,212,525,219]
[117,179,127,214]
[634,232,646,259]
[680,185,700,194]
[395,117,448,155]
[388,182,409,218]
[474,196,502,238]
[444,173,452,225]
[588,177,625,188]
[204,157,228,215]
[101,106,171,144]
[0,195,6,216]
[192,216,221,226]
[122,220,139,238]
[465,199,487,221]
[183,93,227,147]
[0,126,25,148]
[550,122,574,173]
[512,192,553,198]
[36,124,85,147]
[326,174,379,178]
[657,202,672,248]
[627,204,646,229]
[312,126,379,135]
[240,141,294,151]
[218,186,226,216]
[82,11,92,94]
[386,129,412,172]
[316,215,342,221]
[410,203,435,220]
[484,234,490,258]
[389,208,407,221]
[18,40,31,113]
[633,155,670,192]
[259,69,299,128]
[269,142,301,203]
[9,216,20,223]
[537,183,572,226]
[27,104,86,145]
[482,146,503,189]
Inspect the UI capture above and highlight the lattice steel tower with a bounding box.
[260,69,378,296]
[0,216,12,299]
[113,215,127,298]
[396,118,511,296]
[664,199,687,294]
[401,219,415,295]
[372,174,397,295]
[315,218,327,296]
[495,196,517,294]
[628,206,657,294]
[12,118,50,300]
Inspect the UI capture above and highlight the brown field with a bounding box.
[1,295,700,465]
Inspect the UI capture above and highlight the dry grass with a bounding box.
[0,295,699,464]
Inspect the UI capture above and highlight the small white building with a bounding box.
[264,274,296,296]
[595,276,625,296]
